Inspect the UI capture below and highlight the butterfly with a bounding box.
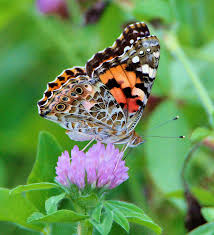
[38,22,160,148]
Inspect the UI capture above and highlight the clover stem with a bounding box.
[42,225,52,235]
[164,32,214,127]
[78,220,93,235]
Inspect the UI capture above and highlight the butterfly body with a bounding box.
[38,22,160,147]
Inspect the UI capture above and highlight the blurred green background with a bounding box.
[1,0,214,234]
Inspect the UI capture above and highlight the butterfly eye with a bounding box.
[62,96,69,102]
[75,87,83,94]
[56,103,66,111]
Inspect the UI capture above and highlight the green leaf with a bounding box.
[27,131,63,213]
[192,187,214,206]
[97,3,129,48]
[10,182,60,195]
[51,223,78,235]
[188,222,214,235]
[165,190,184,199]
[191,127,211,143]
[145,101,190,194]
[45,193,66,214]
[133,0,172,23]
[201,208,214,222]
[170,59,197,101]
[152,44,172,96]
[105,200,162,234]
[27,212,45,223]
[91,203,103,223]
[212,110,214,127]
[105,200,144,214]
[28,209,88,223]
[0,188,44,232]
[76,193,99,209]
[90,208,113,235]
[0,0,32,31]
[111,208,130,232]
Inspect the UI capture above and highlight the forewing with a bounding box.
[93,35,160,129]
[38,67,86,108]
[86,22,150,77]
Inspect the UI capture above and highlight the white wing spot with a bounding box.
[139,50,144,55]
[124,46,131,52]
[153,51,160,58]
[150,68,157,79]
[146,48,151,53]
[132,56,140,63]
[142,64,149,74]
[130,39,134,44]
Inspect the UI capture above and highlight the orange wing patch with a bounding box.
[97,63,144,112]
[99,69,113,84]
[111,87,127,108]
[94,32,160,115]
[121,64,136,88]
[109,65,130,89]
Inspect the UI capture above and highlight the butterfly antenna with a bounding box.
[147,115,180,132]
[142,135,185,139]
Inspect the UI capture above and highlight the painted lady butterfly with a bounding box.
[38,22,160,147]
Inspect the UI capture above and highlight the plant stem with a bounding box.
[42,225,51,235]
[164,32,214,127]
[181,143,201,191]
[78,220,93,235]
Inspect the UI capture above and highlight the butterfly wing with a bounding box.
[38,22,160,146]
[38,67,86,108]
[38,66,127,143]
[87,22,160,131]
[86,22,150,77]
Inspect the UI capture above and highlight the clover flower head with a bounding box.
[36,0,69,19]
[55,142,129,190]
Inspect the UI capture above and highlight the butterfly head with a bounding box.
[38,76,95,123]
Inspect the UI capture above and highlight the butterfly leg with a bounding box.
[122,141,130,153]
[82,138,95,151]
[121,132,136,153]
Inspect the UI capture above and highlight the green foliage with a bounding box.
[145,101,190,194]
[27,132,63,213]
[188,223,214,235]
[45,193,66,214]
[133,0,173,23]
[201,207,214,222]
[90,209,113,235]
[104,200,162,234]
[0,130,160,235]
[192,187,214,206]
[190,127,212,143]
[91,203,103,223]
[28,210,88,224]
[0,188,43,232]
[110,208,130,232]
[10,182,60,195]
